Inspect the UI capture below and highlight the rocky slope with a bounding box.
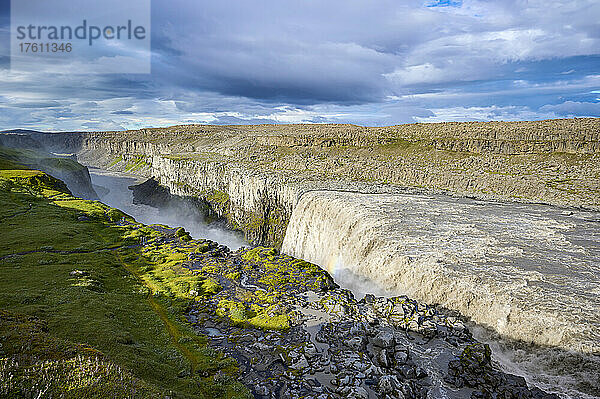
[184,245,559,399]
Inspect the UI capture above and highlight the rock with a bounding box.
[347,336,365,350]
[378,375,401,394]
[372,331,395,348]
[290,355,309,371]
[304,342,318,357]
[463,343,492,369]
[393,348,409,365]
[376,349,391,368]
[347,386,369,399]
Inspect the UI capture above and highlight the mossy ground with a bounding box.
[186,246,336,332]
[0,162,250,398]
[124,155,150,173]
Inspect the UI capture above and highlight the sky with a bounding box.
[0,0,599,131]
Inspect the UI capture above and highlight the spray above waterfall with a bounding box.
[89,168,247,250]
[324,253,390,299]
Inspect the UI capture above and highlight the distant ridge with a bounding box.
[0,129,46,134]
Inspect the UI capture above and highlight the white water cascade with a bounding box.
[282,190,600,398]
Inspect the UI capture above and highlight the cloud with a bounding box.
[0,0,599,130]
[8,100,62,108]
[414,105,557,123]
[426,0,463,8]
[540,101,600,117]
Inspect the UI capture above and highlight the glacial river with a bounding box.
[89,168,247,249]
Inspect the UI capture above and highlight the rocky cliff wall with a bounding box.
[19,118,600,250]
[149,156,299,247]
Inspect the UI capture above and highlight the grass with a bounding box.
[215,300,290,331]
[0,310,165,398]
[0,161,250,398]
[124,155,149,173]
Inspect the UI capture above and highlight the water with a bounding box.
[89,168,247,250]
[282,190,600,398]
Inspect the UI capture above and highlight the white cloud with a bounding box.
[414,105,557,123]
[540,101,600,117]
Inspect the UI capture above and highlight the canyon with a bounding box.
[1,118,599,398]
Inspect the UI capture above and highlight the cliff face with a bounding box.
[0,143,99,200]
[24,118,600,248]
[150,156,299,247]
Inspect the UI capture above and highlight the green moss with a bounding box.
[241,247,333,293]
[0,161,250,398]
[121,225,162,244]
[0,310,165,398]
[216,300,289,331]
[196,242,211,253]
[225,271,241,281]
[242,246,278,263]
[198,278,222,296]
[247,312,289,330]
[0,169,71,196]
[205,190,230,206]
[176,227,193,242]
[123,155,149,173]
[107,155,123,168]
[53,199,110,220]
[217,300,251,324]
[243,213,265,234]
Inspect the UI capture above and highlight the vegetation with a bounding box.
[0,160,250,398]
[124,155,150,173]
[216,299,289,331]
[0,146,88,175]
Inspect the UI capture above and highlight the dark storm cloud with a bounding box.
[0,0,599,130]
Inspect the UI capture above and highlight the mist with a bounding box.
[89,168,247,250]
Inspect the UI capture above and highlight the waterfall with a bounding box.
[282,190,600,354]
